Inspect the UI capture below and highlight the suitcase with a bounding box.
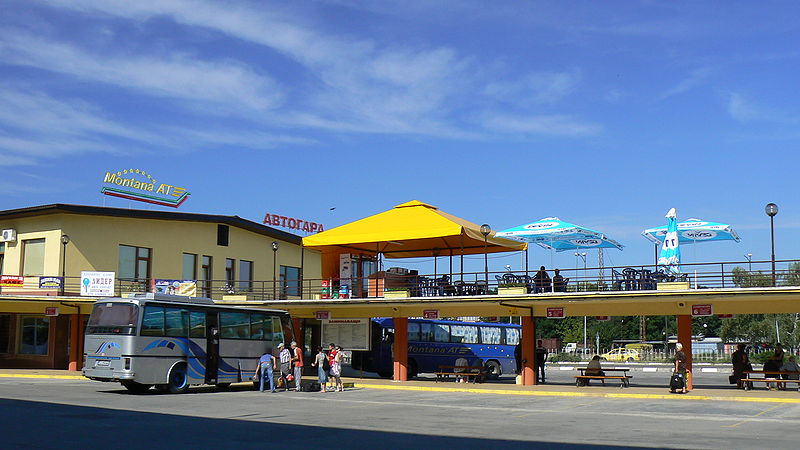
[670,373,684,392]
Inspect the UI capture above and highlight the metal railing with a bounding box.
[1,258,798,301]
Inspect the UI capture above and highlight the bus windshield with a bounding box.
[87,302,139,335]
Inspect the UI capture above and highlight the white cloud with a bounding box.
[482,114,602,137]
[484,70,581,105]
[0,31,283,112]
[727,93,764,122]
[658,67,711,100]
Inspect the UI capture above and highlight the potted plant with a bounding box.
[498,282,528,295]
[384,287,410,298]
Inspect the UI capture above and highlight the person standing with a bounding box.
[731,343,749,389]
[277,342,291,391]
[311,347,329,392]
[674,343,688,394]
[329,345,343,392]
[254,348,276,393]
[552,269,566,292]
[535,341,548,383]
[291,341,304,392]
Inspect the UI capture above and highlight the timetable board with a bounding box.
[321,318,370,351]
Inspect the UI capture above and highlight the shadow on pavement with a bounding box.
[0,398,654,449]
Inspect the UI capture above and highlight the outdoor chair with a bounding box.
[611,269,624,290]
[622,268,640,290]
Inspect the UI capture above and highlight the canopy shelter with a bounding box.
[642,218,741,245]
[496,217,623,252]
[303,200,527,259]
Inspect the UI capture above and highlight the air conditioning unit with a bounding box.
[1,229,16,242]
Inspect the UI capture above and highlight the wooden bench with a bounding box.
[743,370,800,391]
[575,368,632,388]
[435,365,486,383]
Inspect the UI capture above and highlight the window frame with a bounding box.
[18,315,50,356]
[239,260,253,292]
[118,244,152,282]
[22,238,46,277]
[182,253,197,280]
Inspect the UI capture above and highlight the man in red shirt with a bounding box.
[291,341,304,392]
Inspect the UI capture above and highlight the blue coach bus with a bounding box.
[350,318,521,379]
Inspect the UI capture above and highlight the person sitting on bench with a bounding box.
[454,356,469,383]
[586,355,605,376]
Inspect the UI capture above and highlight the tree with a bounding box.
[731,267,772,287]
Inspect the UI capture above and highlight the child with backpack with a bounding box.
[312,346,330,393]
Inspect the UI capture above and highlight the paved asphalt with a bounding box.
[1,377,799,449]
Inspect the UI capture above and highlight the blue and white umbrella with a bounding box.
[496,217,623,252]
[642,218,740,245]
[657,208,681,274]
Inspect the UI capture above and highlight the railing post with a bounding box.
[721,263,725,288]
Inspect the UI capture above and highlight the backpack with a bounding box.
[322,354,331,372]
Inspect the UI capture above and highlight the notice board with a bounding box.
[321,318,370,351]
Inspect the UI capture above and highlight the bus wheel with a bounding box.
[377,370,392,379]
[121,381,152,393]
[166,364,189,394]
[484,360,502,379]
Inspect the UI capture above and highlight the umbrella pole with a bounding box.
[460,234,464,282]
[525,248,529,276]
[449,250,453,280]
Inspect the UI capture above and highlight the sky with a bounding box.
[1,1,799,276]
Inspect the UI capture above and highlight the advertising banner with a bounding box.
[81,271,115,297]
[39,277,63,289]
[153,279,197,297]
[0,275,24,287]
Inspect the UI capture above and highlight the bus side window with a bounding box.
[420,323,433,342]
[505,328,520,346]
[451,325,478,344]
[408,323,420,342]
[189,311,206,338]
[250,313,267,340]
[165,308,188,337]
[220,312,250,339]
[141,306,165,336]
[272,317,284,344]
[481,326,502,344]
[433,324,450,343]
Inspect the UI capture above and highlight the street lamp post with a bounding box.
[480,224,491,291]
[765,203,778,286]
[744,253,753,272]
[60,235,70,296]
[271,241,279,299]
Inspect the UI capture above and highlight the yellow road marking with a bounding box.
[352,382,800,404]
[0,374,87,380]
[722,403,784,428]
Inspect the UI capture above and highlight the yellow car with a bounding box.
[600,348,641,362]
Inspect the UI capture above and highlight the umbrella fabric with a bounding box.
[657,208,681,274]
[642,219,740,245]
[496,217,623,252]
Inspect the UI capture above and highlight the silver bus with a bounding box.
[82,293,292,394]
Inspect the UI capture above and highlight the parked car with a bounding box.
[600,348,641,362]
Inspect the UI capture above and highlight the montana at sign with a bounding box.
[101,169,190,208]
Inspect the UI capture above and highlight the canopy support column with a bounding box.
[677,314,693,391]
[68,314,83,372]
[522,315,536,385]
[393,317,409,382]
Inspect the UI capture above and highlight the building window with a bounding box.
[280,265,301,297]
[19,316,49,355]
[200,255,212,297]
[225,258,235,291]
[239,260,253,292]
[182,253,197,280]
[119,245,152,289]
[22,238,46,276]
[217,224,229,246]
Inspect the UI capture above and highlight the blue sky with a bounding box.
[1,1,799,275]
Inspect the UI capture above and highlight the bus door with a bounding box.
[205,312,220,385]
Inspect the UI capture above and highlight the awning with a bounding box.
[302,200,527,258]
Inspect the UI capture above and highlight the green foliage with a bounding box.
[731,267,773,287]
[781,262,800,287]
[549,352,582,362]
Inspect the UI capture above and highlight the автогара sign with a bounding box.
[101,169,190,208]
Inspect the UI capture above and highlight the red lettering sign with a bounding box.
[263,212,324,233]
[546,307,565,319]
[423,310,439,320]
[315,311,330,320]
[44,307,59,317]
[0,275,24,287]
[595,316,610,321]
[692,304,713,317]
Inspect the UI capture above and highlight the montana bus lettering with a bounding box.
[101,169,190,208]
[409,345,470,354]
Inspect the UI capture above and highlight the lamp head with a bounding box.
[60,235,70,245]
[765,203,779,217]
[480,224,491,237]
[271,241,279,251]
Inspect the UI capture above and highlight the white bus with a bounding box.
[82,293,292,394]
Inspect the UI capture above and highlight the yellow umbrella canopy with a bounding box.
[302,200,527,258]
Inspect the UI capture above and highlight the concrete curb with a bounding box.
[0,373,87,380]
